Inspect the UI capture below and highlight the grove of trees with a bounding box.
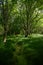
[0,0,43,65]
[0,0,43,42]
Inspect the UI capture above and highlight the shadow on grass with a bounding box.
[17,37,43,65]
[0,39,18,65]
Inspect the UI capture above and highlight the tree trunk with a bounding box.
[25,3,29,37]
[25,30,28,37]
[2,0,8,43]
[3,24,7,43]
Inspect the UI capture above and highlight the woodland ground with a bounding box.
[0,34,43,65]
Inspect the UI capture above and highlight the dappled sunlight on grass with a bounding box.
[29,34,43,38]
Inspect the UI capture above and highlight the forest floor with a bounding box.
[0,34,43,65]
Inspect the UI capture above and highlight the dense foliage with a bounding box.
[0,35,43,65]
[0,0,43,65]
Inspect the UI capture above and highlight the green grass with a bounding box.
[0,34,43,65]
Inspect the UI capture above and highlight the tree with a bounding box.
[1,0,17,43]
[1,0,9,43]
[20,0,43,37]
